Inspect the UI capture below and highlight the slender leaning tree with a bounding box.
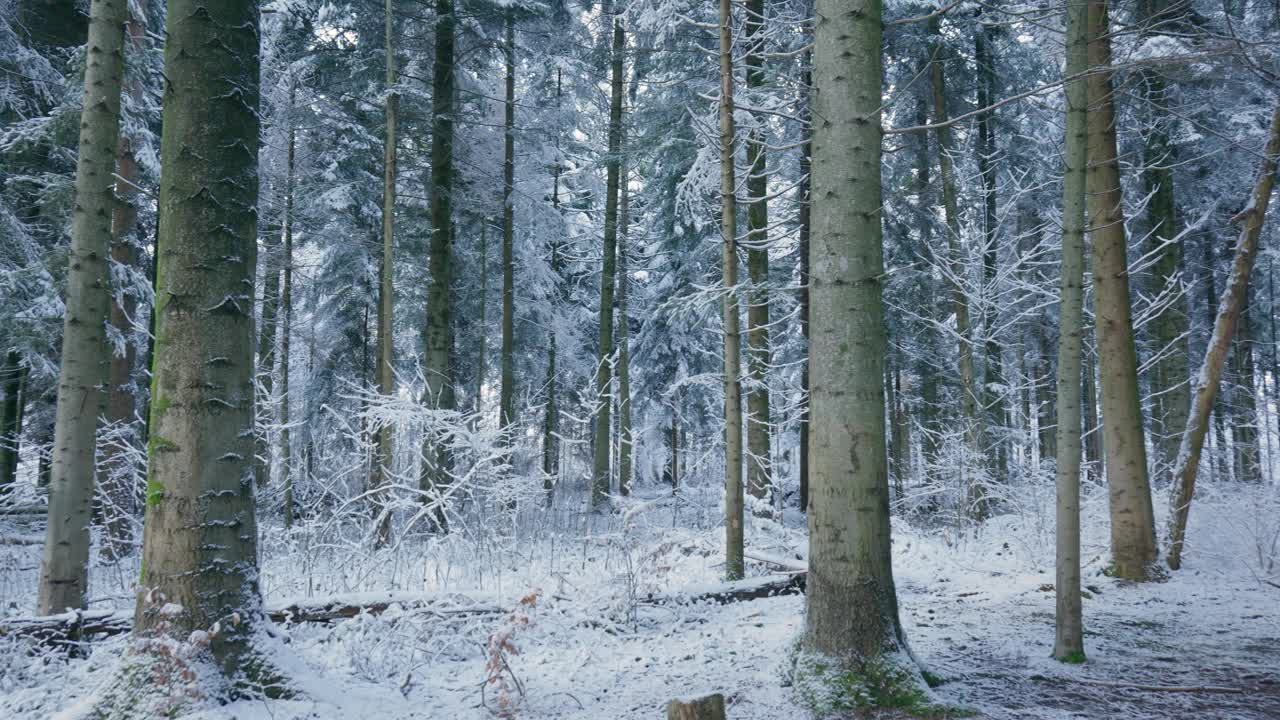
[804,0,909,668]
[37,0,128,615]
[131,0,278,691]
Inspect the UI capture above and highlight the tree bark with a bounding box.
[371,0,397,546]
[1085,0,1158,581]
[133,0,274,687]
[423,0,457,532]
[38,0,128,615]
[499,12,516,442]
[1053,0,1088,660]
[806,0,909,661]
[743,0,772,512]
[1166,102,1280,570]
[591,6,625,509]
[718,0,744,581]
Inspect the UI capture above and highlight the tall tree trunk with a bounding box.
[590,6,624,508]
[617,161,634,496]
[476,221,487,415]
[806,0,908,664]
[280,93,296,530]
[423,0,456,531]
[976,19,1006,484]
[1167,102,1280,570]
[132,0,276,688]
[912,95,942,469]
[797,56,812,513]
[929,18,982,517]
[1085,0,1158,581]
[499,12,516,442]
[98,11,144,560]
[719,0,745,580]
[1231,298,1261,481]
[1138,0,1190,481]
[743,0,772,511]
[38,0,128,615]
[255,242,279,488]
[371,0,397,547]
[0,353,23,495]
[1053,0,1089,661]
[543,73,563,504]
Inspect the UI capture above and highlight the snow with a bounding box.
[3,481,1279,719]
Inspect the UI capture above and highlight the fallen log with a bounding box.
[0,593,505,645]
[644,572,805,605]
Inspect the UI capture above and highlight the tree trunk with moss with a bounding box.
[37,0,128,615]
[1053,0,1088,661]
[718,0,744,581]
[133,0,275,689]
[743,0,772,511]
[805,0,909,664]
[422,0,456,531]
[1167,102,1280,570]
[591,7,624,508]
[1085,0,1158,581]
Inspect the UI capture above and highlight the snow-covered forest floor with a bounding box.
[2,479,1278,719]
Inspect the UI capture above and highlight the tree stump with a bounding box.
[666,694,727,720]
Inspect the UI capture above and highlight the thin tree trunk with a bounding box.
[1085,0,1158,581]
[98,10,144,560]
[132,0,278,688]
[976,19,1006,484]
[1138,1,1190,479]
[617,161,634,496]
[423,0,456,532]
[1053,0,1089,660]
[543,73,563,504]
[1167,101,1280,570]
[499,12,516,442]
[38,0,128,615]
[0,353,23,494]
[371,0,397,547]
[805,0,909,662]
[476,221,487,416]
[1231,298,1261,481]
[929,18,983,518]
[797,56,812,513]
[1082,349,1101,477]
[719,0,744,581]
[590,6,624,508]
[743,0,772,511]
[281,91,296,530]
